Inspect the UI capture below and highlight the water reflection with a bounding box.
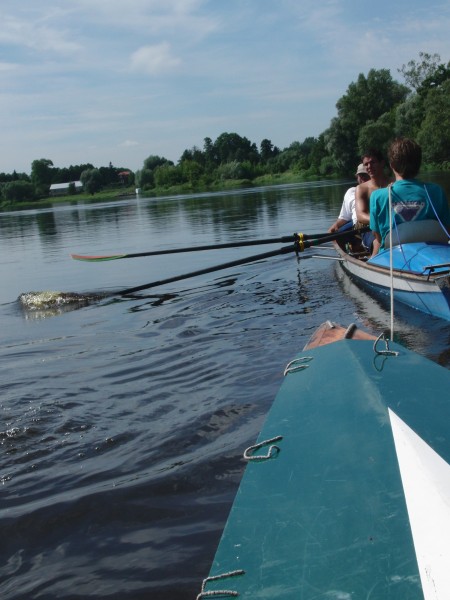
[0,179,353,251]
[1,177,449,600]
[36,212,58,239]
[335,265,450,368]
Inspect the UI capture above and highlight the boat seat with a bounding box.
[384,219,449,248]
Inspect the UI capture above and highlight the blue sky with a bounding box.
[1,0,449,175]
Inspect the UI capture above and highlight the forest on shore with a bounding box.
[1,52,449,207]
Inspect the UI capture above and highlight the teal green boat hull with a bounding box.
[200,336,450,598]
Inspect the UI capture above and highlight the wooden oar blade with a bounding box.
[71,254,127,262]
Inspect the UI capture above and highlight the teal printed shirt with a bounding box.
[370,179,450,248]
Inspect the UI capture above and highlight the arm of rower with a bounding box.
[371,233,381,257]
[355,185,370,224]
[328,218,349,233]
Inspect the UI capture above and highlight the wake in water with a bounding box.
[18,291,107,318]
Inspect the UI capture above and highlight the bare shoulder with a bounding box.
[356,180,370,198]
[368,178,389,196]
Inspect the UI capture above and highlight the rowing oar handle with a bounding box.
[294,226,370,252]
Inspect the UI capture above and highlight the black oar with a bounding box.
[71,227,365,262]
[115,244,298,296]
[113,226,369,296]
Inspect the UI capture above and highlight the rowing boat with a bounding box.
[332,234,450,321]
[197,321,450,599]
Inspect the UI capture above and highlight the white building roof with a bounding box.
[49,181,83,190]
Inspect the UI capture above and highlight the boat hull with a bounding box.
[199,327,450,598]
[333,241,450,320]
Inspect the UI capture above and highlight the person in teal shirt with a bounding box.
[370,137,450,256]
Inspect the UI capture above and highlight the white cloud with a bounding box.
[0,0,448,174]
[0,62,17,72]
[68,0,217,40]
[0,14,81,54]
[130,43,181,75]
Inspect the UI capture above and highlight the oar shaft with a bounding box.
[72,236,296,261]
[71,230,351,262]
[121,236,296,257]
[115,245,297,296]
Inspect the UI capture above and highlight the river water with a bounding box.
[1,178,449,599]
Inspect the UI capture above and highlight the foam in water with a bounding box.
[17,291,106,318]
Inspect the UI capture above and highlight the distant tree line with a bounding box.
[0,160,134,203]
[1,52,449,204]
[135,53,449,192]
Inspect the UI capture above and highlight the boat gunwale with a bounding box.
[332,240,449,284]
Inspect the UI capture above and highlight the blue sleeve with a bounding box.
[427,183,450,226]
[440,189,450,226]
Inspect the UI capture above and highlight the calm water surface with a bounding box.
[1,179,449,599]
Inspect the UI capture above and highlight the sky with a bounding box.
[1,0,449,175]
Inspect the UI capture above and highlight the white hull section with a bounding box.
[342,258,438,295]
[389,409,450,599]
[333,241,450,319]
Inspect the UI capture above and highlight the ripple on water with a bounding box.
[7,242,446,599]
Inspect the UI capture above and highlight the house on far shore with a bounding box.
[49,181,83,196]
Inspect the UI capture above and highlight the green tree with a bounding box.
[396,52,450,166]
[136,155,173,189]
[180,159,203,185]
[318,155,336,176]
[216,160,256,180]
[269,141,302,173]
[323,117,351,174]
[203,137,214,169]
[31,158,54,196]
[135,168,152,189]
[338,69,407,126]
[357,112,395,157]
[417,79,450,165]
[308,135,328,173]
[153,164,183,187]
[31,158,53,184]
[292,137,323,172]
[179,145,205,166]
[325,69,408,172]
[260,139,279,162]
[80,168,102,194]
[213,132,259,165]
[399,52,443,92]
[143,155,172,171]
[0,171,29,183]
[3,180,35,203]
[51,163,94,184]
[394,94,425,139]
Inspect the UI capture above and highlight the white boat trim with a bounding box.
[343,258,438,293]
[389,409,450,599]
[333,242,442,294]
[332,241,450,319]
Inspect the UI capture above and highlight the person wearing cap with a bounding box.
[328,164,370,233]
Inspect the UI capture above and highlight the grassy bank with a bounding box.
[0,171,335,211]
[0,188,137,211]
